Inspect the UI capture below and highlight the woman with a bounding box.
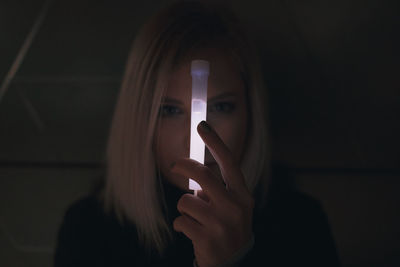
[55,1,340,266]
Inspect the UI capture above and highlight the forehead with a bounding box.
[165,48,244,99]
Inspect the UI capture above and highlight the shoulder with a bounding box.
[56,194,110,248]
[258,190,341,266]
[54,195,110,266]
[262,163,331,227]
[264,190,332,235]
[61,194,106,228]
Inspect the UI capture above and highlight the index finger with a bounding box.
[197,121,248,195]
[171,158,229,203]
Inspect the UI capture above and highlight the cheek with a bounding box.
[154,119,190,175]
[213,111,248,162]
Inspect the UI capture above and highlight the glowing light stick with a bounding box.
[189,60,209,195]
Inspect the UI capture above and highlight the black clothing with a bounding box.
[54,179,340,266]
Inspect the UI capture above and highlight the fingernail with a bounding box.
[199,121,213,133]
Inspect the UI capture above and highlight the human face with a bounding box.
[154,49,249,192]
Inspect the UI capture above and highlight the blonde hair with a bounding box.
[102,1,270,257]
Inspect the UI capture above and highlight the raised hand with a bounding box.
[171,121,254,267]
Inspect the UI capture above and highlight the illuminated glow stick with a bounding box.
[189,60,209,194]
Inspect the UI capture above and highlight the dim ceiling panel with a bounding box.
[0,83,118,162]
[0,0,45,79]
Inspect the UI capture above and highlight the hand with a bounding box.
[171,121,255,267]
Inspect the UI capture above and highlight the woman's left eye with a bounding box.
[208,102,236,113]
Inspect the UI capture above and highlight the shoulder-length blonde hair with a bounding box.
[102,0,270,257]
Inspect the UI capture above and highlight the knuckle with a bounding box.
[201,235,213,251]
[198,166,210,177]
[173,216,182,230]
[174,158,186,168]
[196,165,213,183]
[181,193,192,202]
[176,198,184,212]
[213,223,226,239]
[177,194,190,212]
[228,203,244,222]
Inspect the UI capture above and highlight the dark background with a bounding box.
[0,0,399,266]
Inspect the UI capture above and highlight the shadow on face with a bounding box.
[154,48,249,191]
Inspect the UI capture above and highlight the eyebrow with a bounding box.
[162,92,237,105]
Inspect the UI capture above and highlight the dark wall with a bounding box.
[0,0,399,266]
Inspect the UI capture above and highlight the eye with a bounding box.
[208,102,236,113]
[159,105,183,117]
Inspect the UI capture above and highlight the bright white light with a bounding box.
[189,60,209,192]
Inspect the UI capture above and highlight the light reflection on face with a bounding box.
[154,49,249,192]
